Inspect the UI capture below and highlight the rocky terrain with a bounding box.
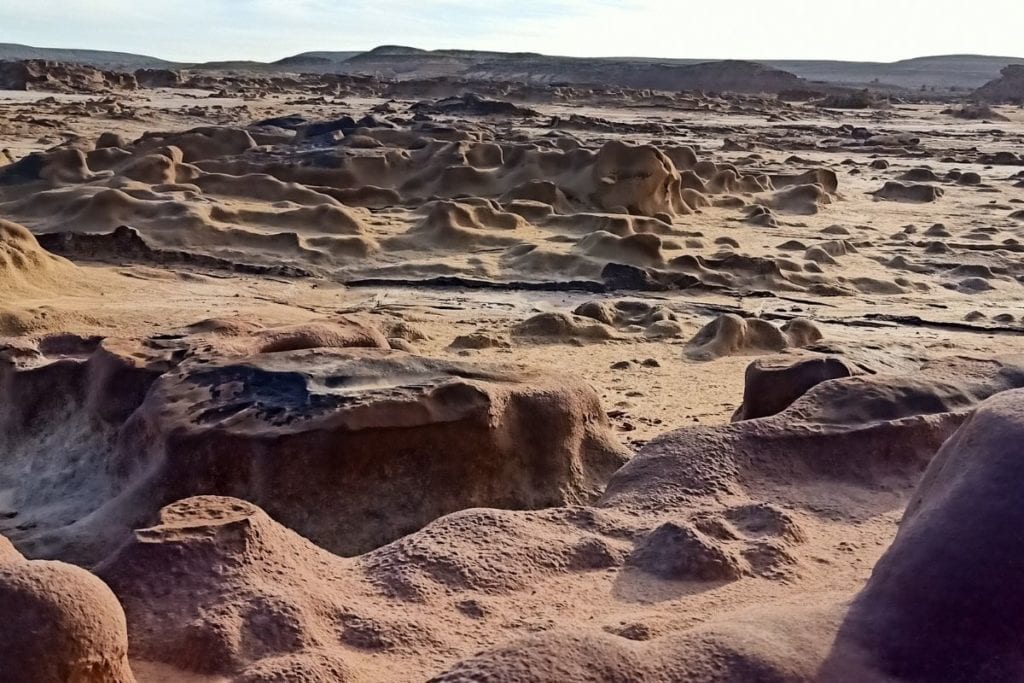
[2,56,1024,682]
[973,64,1024,103]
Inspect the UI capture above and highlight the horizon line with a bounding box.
[4,41,1024,68]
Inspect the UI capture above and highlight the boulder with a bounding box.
[0,559,135,682]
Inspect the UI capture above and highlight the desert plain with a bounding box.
[1,51,1024,682]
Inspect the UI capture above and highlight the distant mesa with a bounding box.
[3,42,1024,93]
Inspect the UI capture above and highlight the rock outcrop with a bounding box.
[972,64,1024,104]
[841,388,1024,681]
[0,59,137,91]
[1,329,628,563]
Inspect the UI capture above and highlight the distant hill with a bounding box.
[301,46,806,93]
[765,55,1024,91]
[273,51,362,70]
[274,47,1024,92]
[2,42,1023,94]
[0,43,173,70]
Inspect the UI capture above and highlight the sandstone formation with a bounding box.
[18,348,1010,681]
[0,555,135,683]
[1,328,628,562]
[841,388,1024,681]
[3,43,1024,683]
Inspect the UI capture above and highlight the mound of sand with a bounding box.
[449,329,512,350]
[942,103,1009,121]
[0,218,81,295]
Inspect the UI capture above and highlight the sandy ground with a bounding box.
[1,85,1023,681]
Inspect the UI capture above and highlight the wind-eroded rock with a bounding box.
[841,388,1024,681]
[432,381,1024,683]
[117,349,629,557]
[2,336,628,563]
[0,555,135,683]
[8,346,1019,681]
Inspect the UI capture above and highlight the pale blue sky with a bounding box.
[3,0,1022,63]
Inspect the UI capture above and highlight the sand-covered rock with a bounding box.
[512,311,617,343]
[0,114,841,283]
[685,314,786,360]
[0,558,135,682]
[429,601,854,682]
[684,314,821,361]
[604,355,1024,509]
[97,496,354,676]
[628,521,745,581]
[0,218,81,294]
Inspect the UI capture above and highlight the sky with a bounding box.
[2,0,1023,63]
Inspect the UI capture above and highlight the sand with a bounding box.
[1,68,1023,682]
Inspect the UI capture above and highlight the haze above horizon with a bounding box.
[2,0,1023,64]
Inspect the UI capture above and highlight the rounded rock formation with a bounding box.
[843,388,1024,681]
[684,314,788,361]
[0,560,135,683]
[732,354,858,421]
